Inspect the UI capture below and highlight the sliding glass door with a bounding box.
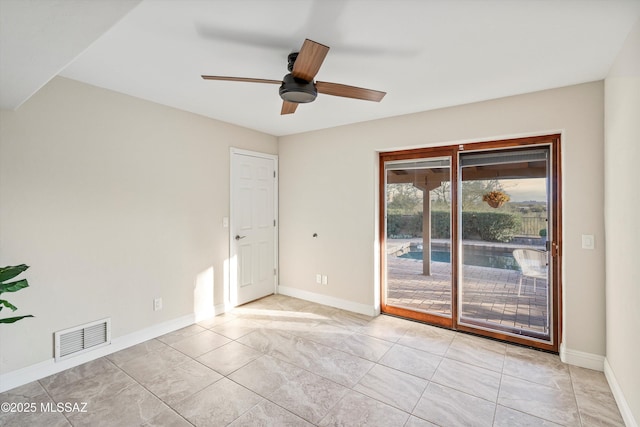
[382,154,455,327]
[380,136,561,351]
[458,148,552,342]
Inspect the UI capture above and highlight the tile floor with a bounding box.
[0,295,624,426]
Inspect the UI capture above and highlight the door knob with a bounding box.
[235,235,246,240]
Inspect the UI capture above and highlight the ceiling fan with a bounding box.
[201,39,386,115]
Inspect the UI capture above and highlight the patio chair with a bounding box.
[513,249,548,296]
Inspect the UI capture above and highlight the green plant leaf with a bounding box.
[0,264,32,325]
[0,299,18,311]
[0,279,29,294]
[0,265,29,283]
[0,315,34,324]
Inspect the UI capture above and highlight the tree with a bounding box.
[430,181,451,210]
[387,184,423,214]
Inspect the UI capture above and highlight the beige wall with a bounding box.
[605,19,640,425]
[0,71,613,382]
[0,77,277,373]
[279,81,605,357]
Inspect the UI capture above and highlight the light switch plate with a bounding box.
[223,217,229,228]
[582,234,595,250]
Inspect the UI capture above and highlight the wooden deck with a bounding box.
[386,250,549,334]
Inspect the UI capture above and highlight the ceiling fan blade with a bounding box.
[201,76,281,84]
[281,101,298,115]
[292,39,329,82]
[316,81,386,102]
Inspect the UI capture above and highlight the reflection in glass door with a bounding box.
[458,148,551,342]
[382,156,455,327]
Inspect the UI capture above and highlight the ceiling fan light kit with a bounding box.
[279,74,317,103]
[202,38,386,115]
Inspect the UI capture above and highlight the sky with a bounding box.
[499,178,547,203]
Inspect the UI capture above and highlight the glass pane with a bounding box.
[385,158,452,317]
[458,149,550,339]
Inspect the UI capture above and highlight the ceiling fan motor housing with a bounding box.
[279,73,317,103]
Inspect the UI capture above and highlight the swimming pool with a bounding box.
[399,248,521,271]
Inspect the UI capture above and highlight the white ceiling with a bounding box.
[0,0,141,110]
[2,1,640,136]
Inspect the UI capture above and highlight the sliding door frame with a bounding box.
[379,146,459,329]
[379,134,562,352]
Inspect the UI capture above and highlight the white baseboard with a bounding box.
[277,285,379,317]
[194,303,227,322]
[604,358,638,427]
[0,313,196,393]
[559,343,605,371]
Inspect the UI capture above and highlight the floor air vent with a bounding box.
[54,318,111,361]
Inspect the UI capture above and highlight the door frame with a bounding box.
[229,148,279,308]
[379,146,458,330]
[379,134,562,352]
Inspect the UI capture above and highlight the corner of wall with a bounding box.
[604,358,639,427]
[559,342,605,371]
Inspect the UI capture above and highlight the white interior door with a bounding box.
[230,149,277,306]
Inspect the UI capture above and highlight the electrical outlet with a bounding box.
[153,298,163,311]
[316,274,322,284]
[322,275,328,285]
